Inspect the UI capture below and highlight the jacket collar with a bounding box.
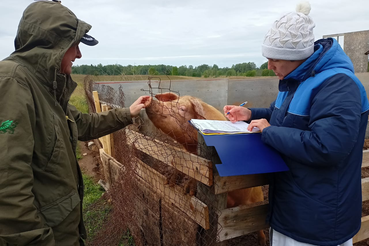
[278,39,329,92]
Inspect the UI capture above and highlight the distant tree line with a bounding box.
[72,62,276,77]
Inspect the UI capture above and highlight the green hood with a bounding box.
[9,1,92,105]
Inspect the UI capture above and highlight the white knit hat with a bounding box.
[262,1,315,60]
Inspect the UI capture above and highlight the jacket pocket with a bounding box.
[45,118,73,180]
[39,190,80,227]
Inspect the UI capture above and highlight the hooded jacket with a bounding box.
[0,2,133,245]
[251,38,369,245]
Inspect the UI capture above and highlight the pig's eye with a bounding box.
[178,106,186,117]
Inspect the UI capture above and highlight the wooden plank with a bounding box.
[108,156,124,185]
[99,148,125,172]
[92,91,101,113]
[217,201,269,242]
[131,174,162,246]
[353,215,369,243]
[134,156,210,230]
[99,149,125,190]
[214,173,269,194]
[125,128,213,186]
[99,149,111,190]
[161,200,198,246]
[101,104,111,156]
[362,150,369,168]
[110,132,115,159]
[362,177,369,202]
[93,91,108,154]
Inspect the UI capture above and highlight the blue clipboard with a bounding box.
[201,133,289,177]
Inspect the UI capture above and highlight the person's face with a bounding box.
[267,59,304,80]
[60,44,82,75]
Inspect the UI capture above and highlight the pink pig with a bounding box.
[146,92,266,245]
[146,92,225,153]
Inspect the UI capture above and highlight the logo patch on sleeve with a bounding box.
[0,120,18,134]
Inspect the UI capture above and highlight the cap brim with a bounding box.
[81,33,98,46]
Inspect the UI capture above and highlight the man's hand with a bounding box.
[247,118,270,132]
[129,96,151,117]
[224,105,252,123]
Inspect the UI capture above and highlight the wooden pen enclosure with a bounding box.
[97,122,369,245]
[89,89,369,245]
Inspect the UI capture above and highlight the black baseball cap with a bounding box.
[81,33,99,46]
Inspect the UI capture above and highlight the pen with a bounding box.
[227,101,248,115]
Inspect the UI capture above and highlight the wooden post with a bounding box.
[101,104,111,156]
[110,132,115,158]
[93,91,107,152]
[196,133,228,246]
[92,91,101,113]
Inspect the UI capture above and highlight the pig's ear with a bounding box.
[189,98,206,119]
[155,92,179,102]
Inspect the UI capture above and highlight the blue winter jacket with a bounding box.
[251,38,369,245]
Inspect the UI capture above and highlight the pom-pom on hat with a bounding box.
[262,1,315,60]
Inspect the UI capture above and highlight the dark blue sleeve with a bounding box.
[249,101,275,121]
[261,74,362,166]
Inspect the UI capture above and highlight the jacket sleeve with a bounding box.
[68,104,134,141]
[0,77,55,245]
[249,101,275,121]
[262,74,362,167]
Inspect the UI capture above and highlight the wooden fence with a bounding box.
[98,128,369,244]
[93,91,369,244]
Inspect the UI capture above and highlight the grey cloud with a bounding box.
[0,0,368,68]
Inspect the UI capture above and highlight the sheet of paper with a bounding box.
[190,119,260,134]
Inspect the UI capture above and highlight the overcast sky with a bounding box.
[0,0,368,68]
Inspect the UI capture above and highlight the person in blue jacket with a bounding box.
[224,2,369,246]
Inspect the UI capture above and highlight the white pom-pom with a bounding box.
[296,1,311,15]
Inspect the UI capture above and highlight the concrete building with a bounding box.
[323,30,369,73]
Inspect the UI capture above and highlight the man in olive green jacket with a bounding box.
[0,1,150,245]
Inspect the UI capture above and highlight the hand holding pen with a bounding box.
[223,101,251,123]
[226,101,248,115]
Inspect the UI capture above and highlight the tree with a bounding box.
[202,70,211,78]
[97,63,105,75]
[71,61,279,77]
[260,61,268,70]
[226,69,236,77]
[261,69,276,76]
[148,67,157,75]
[178,65,187,76]
[261,69,270,76]
[172,66,178,76]
[197,64,210,74]
[246,70,256,77]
